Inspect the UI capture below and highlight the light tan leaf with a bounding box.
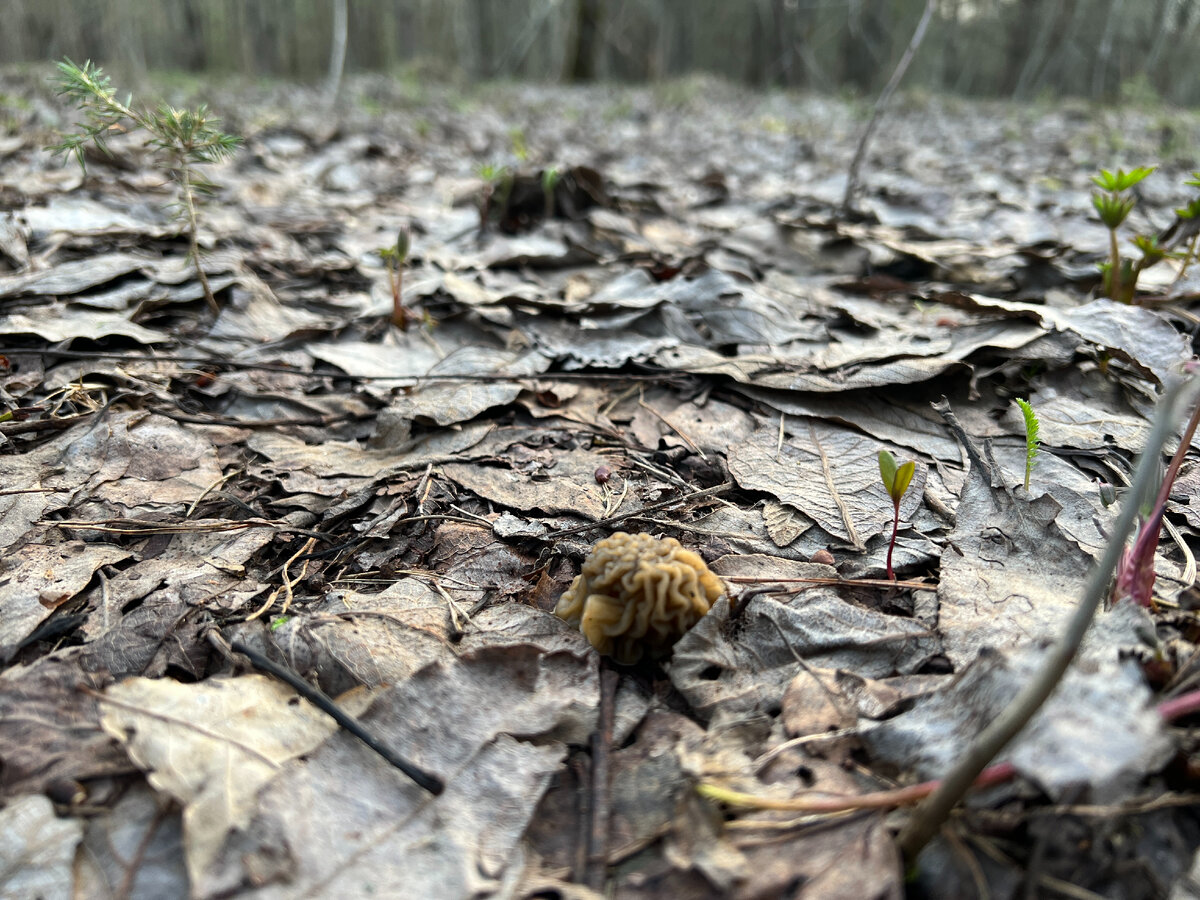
[99,674,345,887]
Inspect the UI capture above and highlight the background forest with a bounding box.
[2,0,1198,105]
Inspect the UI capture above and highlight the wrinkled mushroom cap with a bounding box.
[554,531,725,664]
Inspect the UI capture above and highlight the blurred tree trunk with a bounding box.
[1144,0,1178,96]
[1001,0,1037,95]
[177,0,207,71]
[771,0,798,86]
[1092,0,1123,99]
[474,0,494,78]
[565,0,601,80]
[1014,0,1077,99]
[840,0,888,91]
[326,0,348,99]
[937,0,962,92]
[748,1,767,85]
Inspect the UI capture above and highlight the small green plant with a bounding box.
[49,59,240,315]
[1014,398,1040,491]
[477,162,513,230]
[541,166,560,219]
[1091,165,1155,303]
[1170,173,1200,284]
[878,450,916,581]
[378,226,412,329]
[508,126,529,162]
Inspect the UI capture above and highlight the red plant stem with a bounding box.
[886,502,900,580]
[1118,393,1200,605]
[1155,395,1200,514]
[1158,689,1200,722]
[703,761,1016,813]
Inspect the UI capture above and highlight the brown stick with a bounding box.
[585,664,619,891]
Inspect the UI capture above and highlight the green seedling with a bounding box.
[509,126,529,162]
[1014,398,1040,491]
[378,226,411,329]
[878,450,916,581]
[1170,173,1200,283]
[541,166,560,219]
[49,58,240,316]
[1091,165,1155,303]
[477,162,513,230]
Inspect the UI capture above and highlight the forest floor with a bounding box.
[2,69,1200,899]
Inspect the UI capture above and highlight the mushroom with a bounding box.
[554,531,725,664]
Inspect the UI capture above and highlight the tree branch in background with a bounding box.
[326,0,348,102]
[841,0,936,215]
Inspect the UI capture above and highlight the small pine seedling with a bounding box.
[1015,398,1040,491]
[878,450,916,581]
[49,58,240,315]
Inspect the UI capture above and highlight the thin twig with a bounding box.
[810,423,863,550]
[638,390,707,459]
[723,575,934,591]
[542,481,735,539]
[225,637,444,795]
[585,664,619,891]
[699,761,1016,813]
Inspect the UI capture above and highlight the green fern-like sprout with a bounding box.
[1015,398,1040,491]
[49,58,240,315]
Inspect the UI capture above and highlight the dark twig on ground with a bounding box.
[218,633,445,795]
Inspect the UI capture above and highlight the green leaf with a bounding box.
[1132,234,1165,266]
[1092,192,1135,230]
[1092,165,1155,192]
[892,460,916,501]
[879,450,897,491]
[1176,198,1200,220]
[878,450,914,505]
[1015,397,1040,490]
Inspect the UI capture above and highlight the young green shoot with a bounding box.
[1170,173,1200,284]
[378,226,411,329]
[1015,398,1040,491]
[49,58,240,315]
[541,166,560,220]
[878,450,916,581]
[477,162,513,230]
[1091,165,1155,303]
[508,126,529,162]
